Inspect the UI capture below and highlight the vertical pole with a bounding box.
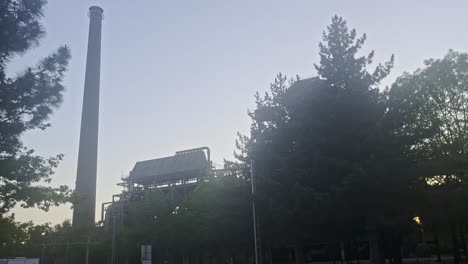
[41,244,46,263]
[66,240,70,264]
[111,215,117,264]
[251,160,261,264]
[85,236,90,264]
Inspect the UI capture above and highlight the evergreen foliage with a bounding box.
[0,0,71,213]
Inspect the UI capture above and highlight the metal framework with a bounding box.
[101,147,224,226]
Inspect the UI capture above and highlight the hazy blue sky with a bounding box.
[9,0,468,224]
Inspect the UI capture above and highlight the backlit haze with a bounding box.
[8,0,468,224]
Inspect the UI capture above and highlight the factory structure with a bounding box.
[71,5,224,231]
[69,5,246,264]
[101,147,225,226]
[71,3,228,238]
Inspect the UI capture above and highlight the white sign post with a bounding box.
[141,245,152,264]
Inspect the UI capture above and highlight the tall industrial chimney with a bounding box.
[73,6,103,231]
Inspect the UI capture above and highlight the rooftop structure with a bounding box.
[102,147,214,225]
[127,147,210,186]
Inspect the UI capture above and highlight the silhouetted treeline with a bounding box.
[2,3,468,264]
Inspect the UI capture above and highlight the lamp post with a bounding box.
[251,160,262,264]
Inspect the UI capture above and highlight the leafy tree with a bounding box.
[115,189,171,261]
[0,0,71,213]
[389,50,468,263]
[171,176,252,253]
[0,215,52,258]
[0,218,109,261]
[113,176,252,262]
[0,214,31,256]
[233,16,433,264]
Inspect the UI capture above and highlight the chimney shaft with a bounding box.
[73,6,103,231]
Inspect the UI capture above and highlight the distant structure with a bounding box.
[73,6,104,230]
[101,147,225,226]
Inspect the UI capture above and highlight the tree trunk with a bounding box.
[368,224,384,264]
[295,245,304,264]
[340,241,345,264]
[434,230,442,262]
[355,240,361,264]
[392,235,403,264]
[203,254,210,264]
[460,224,468,259]
[267,247,273,264]
[289,247,294,264]
[451,224,460,264]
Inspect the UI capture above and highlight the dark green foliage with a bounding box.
[173,176,252,251]
[232,15,434,264]
[116,190,171,258]
[0,0,73,255]
[0,217,110,260]
[115,176,252,259]
[391,50,468,174]
[315,16,393,90]
[0,0,71,214]
[237,13,395,232]
[0,0,47,66]
[389,50,468,262]
[0,214,31,247]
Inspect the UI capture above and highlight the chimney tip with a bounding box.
[89,6,104,14]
